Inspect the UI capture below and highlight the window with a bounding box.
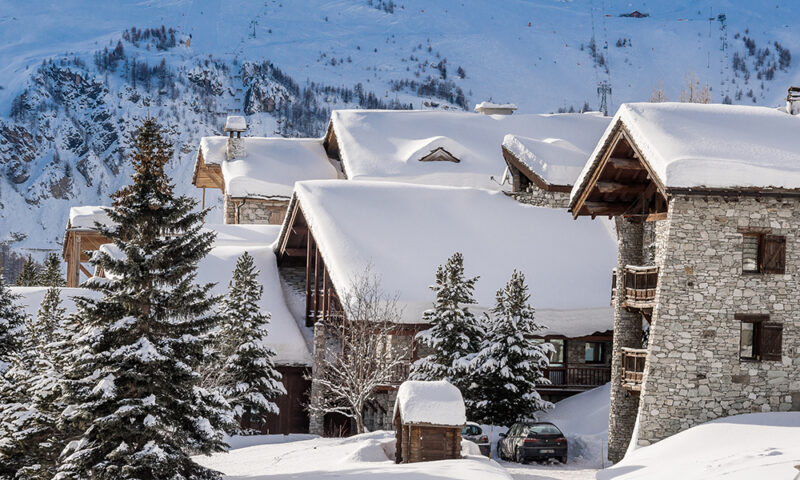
[736,314,783,361]
[742,233,786,274]
[585,342,605,363]
[548,339,565,365]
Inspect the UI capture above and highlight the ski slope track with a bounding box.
[0,0,798,256]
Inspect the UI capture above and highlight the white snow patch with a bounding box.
[503,134,593,187]
[194,431,512,480]
[394,380,466,426]
[597,412,800,480]
[68,205,113,230]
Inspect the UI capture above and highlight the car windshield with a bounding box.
[526,424,562,436]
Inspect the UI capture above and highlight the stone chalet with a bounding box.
[274,180,617,434]
[569,100,800,462]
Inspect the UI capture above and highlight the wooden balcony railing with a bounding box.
[377,362,411,388]
[621,348,647,392]
[622,265,658,309]
[539,365,611,389]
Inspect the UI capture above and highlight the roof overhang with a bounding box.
[570,121,668,221]
[192,148,225,191]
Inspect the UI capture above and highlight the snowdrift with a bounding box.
[597,412,800,479]
[194,430,512,480]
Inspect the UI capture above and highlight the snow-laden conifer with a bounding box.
[467,270,553,426]
[0,284,68,479]
[15,255,40,287]
[410,252,483,393]
[55,119,232,480]
[40,253,66,288]
[211,252,285,434]
[0,270,26,365]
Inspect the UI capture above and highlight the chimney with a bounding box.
[224,115,247,160]
[474,101,517,115]
[787,86,800,115]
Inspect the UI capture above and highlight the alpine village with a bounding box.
[0,2,799,480]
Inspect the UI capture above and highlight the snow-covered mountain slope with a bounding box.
[0,1,798,256]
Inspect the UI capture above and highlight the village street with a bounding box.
[500,460,599,480]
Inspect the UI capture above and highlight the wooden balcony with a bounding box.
[538,365,611,391]
[621,348,647,392]
[622,265,658,310]
[376,362,411,390]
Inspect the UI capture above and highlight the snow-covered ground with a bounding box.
[193,431,513,480]
[597,412,800,480]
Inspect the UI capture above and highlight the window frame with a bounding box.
[584,341,606,364]
[735,314,783,362]
[740,232,786,275]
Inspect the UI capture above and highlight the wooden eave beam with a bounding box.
[607,157,642,171]
[595,181,648,195]
[583,201,630,216]
[284,248,307,257]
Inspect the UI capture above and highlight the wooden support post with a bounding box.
[322,265,328,321]
[71,234,81,287]
[314,248,321,321]
[305,235,314,327]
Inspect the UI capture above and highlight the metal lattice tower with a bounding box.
[598,81,612,116]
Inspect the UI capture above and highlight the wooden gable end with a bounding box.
[418,147,460,163]
[572,125,668,221]
[192,149,225,191]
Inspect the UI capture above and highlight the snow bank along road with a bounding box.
[194,431,514,480]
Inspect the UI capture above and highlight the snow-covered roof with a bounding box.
[503,133,599,187]
[68,206,113,230]
[286,180,617,328]
[93,224,310,366]
[570,102,800,205]
[198,136,339,198]
[224,115,247,132]
[9,286,101,318]
[394,380,466,426]
[327,110,612,190]
[535,307,613,337]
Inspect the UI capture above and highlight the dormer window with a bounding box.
[418,147,460,163]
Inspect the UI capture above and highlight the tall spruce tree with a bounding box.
[212,252,285,434]
[40,253,66,287]
[16,255,40,286]
[467,270,553,426]
[0,270,26,364]
[55,119,232,479]
[0,284,68,479]
[410,253,483,394]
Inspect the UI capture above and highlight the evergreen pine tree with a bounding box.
[40,253,65,287]
[16,255,40,286]
[467,270,553,426]
[55,118,232,479]
[0,285,68,479]
[212,252,285,434]
[0,270,26,364]
[410,252,483,393]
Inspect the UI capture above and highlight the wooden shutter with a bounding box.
[760,322,783,361]
[761,235,786,274]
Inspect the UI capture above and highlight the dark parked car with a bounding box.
[461,422,490,456]
[497,422,568,464]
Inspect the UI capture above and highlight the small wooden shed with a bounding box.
[393,380,465,464]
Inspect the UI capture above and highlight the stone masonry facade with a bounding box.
[633,195,800,447]
[223,195,289,225]
[607,218,645,462]
[508,186,571,209]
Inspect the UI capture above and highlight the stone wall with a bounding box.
[508,186,571,209]
[637,195,800,446]
[223,195,289,224]
[607,218,645,462]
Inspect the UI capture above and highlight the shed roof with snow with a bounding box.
[67,205,113,230]
[394,380,466,426]
[324,110,611,190]
[570,103,800,216]
[276,180,616,332]
[193,137,340,199]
